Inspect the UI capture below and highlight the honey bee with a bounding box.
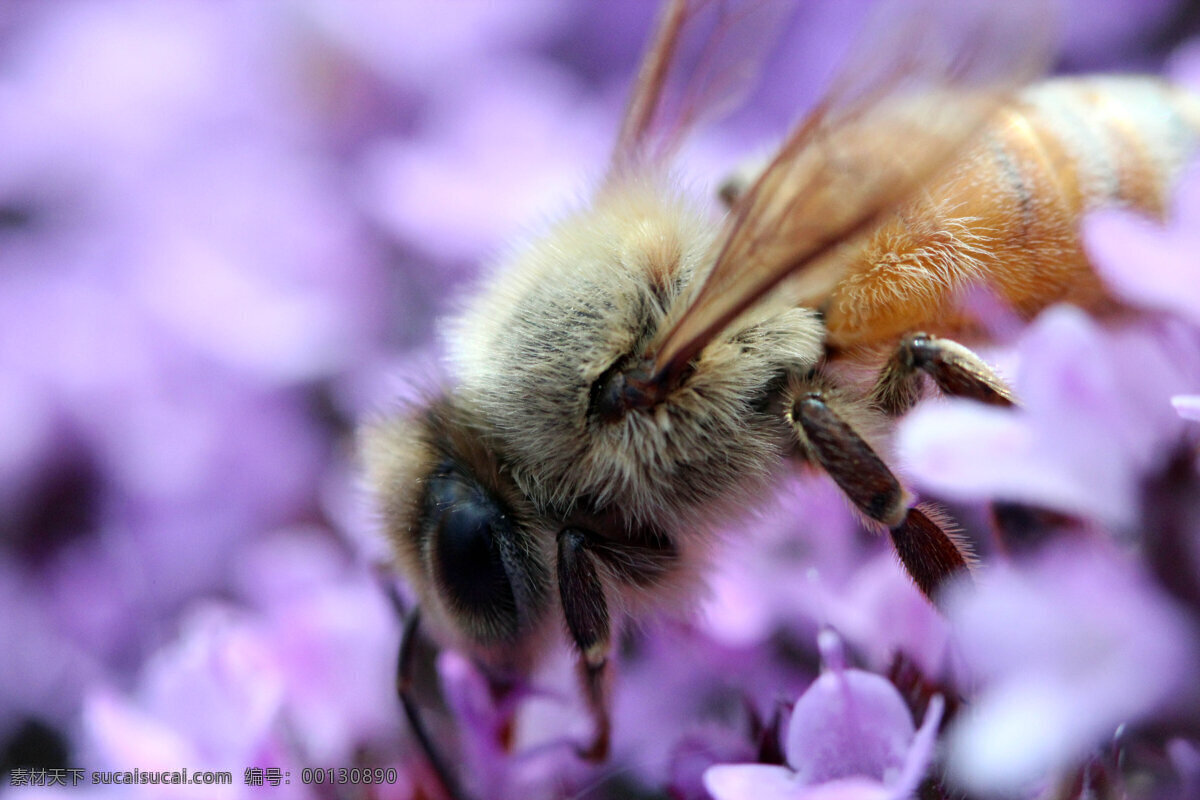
[360,0,1200,789]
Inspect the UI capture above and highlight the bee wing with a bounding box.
[648,0,1056,381]
[613,0,795,169]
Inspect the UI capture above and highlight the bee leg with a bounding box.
[792,391,973,600]
[557,527,613,762]
[870,332,1016,415]
[396,605,470,800]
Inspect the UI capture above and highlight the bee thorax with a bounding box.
[587,356,687,424]
[449,182,824,524]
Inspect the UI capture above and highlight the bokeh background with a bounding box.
[2,1,1199,799]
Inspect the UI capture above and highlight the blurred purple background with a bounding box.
[2,2,1199,799]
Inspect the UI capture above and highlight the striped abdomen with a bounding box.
[823,76,1200,349]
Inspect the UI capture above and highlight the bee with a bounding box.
[360,0,1200,787]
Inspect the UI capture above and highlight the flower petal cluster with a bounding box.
[4,3,1200,800]
[705,632,943,800]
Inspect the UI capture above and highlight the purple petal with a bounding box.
[797,780,896,800]
[1174,395,1200,422]
[899,306,1196,528]
[829,553,955,680]
[885,695,944,799]
[786,640,915,784]
[899,401,1062,503]
[706,767,904,800]
[358,66,609,262]
[299,0,568,85]
[1085,206,1200,327]
[705,764,802,800]
[237,532,401,765]
[135,607,284,764]
[701,476,862,649]
[945,542,1200,793]
[81,691,199,774]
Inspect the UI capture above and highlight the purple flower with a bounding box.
[424,617,803,799]
[898,307,1199,529]
[701,474,954,682]
[77,608,295,800]
[1084,167,1200,329]
[704,631,944,800]
[356,67,612,265]
[943,541,1200,794]
[0,292,330,730]
[607,621,806,796]
[435,649,593,800]
[701,475,869,649]
[72,532,410,799]
[297,0,569,87]
[231,530,402,767]
[0,0,388,753]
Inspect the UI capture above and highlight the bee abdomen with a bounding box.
[1012,77,1200,222]
[823,77,1200,348]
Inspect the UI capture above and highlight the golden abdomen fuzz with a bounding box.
[823,77,1200,348]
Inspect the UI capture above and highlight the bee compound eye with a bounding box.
[423,470,519,637]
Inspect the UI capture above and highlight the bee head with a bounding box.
[360,401,554,673]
